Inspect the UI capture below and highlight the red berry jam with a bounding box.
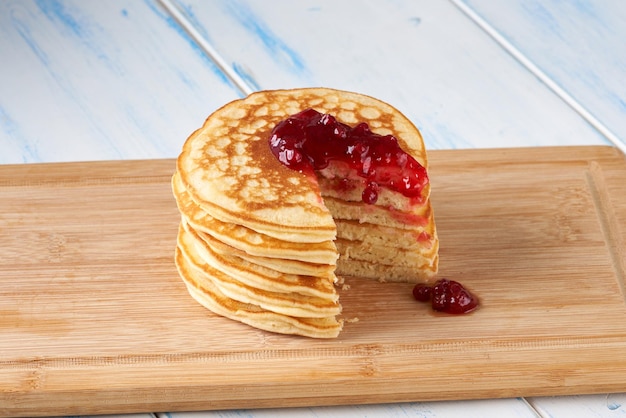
[268,108,428,204]
[412,279,478,314]
[412,284,432,302]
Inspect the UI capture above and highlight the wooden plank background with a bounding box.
[457,0,626,147]
[1,1,625,417]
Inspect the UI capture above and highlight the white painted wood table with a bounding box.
[1,1,625,417]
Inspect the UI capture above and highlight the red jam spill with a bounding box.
[412,279,478,314]
[268,108,428,204]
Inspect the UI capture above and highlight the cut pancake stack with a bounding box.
[172,172,342,338]
[172,88,438,338]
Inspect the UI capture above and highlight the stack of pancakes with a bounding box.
[172,88,438,338]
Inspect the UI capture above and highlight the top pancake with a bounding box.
[176,88,429,244]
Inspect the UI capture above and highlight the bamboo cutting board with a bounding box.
[1,146,626,417]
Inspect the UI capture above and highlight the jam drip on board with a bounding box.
[413,279,478,314]
[268,108,428,204]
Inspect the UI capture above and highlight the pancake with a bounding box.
[176,88,430,243]
[176,94,336,243]
[172,87,439,338]
[180,220,338,300]
[173,171,338,265]
[193,223,336,277]
[176,247,343,338]
[177,226,341,318]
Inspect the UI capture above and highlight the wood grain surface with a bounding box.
[1,146,626,417]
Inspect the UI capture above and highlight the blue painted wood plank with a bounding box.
[456,0,626,151]
[166,0,609,151]
[0,0,241,164]
[158,397,539,418]
[528,393,626,418]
